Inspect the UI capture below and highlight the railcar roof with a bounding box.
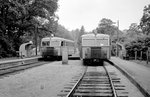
[81,33,109,38]
[41,37,74,42]
[41,37,50,41]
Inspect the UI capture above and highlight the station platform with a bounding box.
[110,57,150,96]
[69,53,80,60]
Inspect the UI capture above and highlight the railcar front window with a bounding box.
[51,41,60,47]
[82,39,95,46]
[42,41,50,46]
[42,42,46,46]
[97,39,109,46]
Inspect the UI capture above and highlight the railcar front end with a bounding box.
[41,37,75,60]
[81,34,110,66]
[41,47,55,58]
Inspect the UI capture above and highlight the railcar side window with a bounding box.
[66,42,69,46]
[47,41,50,46]
[61,41,66,46]
[61,41,63,46]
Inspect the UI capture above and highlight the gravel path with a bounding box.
[110,57,150,95]
[0,60,84,97]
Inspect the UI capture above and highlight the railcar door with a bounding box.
[91,47,108,59]
[91,47,102,59]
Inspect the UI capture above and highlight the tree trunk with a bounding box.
[135,51,137,60]
[140,51,142,61]
[147,50,149,64]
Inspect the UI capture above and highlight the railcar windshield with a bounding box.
[42,41,50,47]
[50,40,61,47]
[82,37,109,46]
[82,39,95,46]
[97,39,109,46]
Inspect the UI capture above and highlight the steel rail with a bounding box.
[0,56,41,65]
[66,67,87,97]
[104,65,118,97]
[0,61,46,76]
[0,61,39,70]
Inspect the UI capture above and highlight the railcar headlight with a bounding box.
[100,44,104,46]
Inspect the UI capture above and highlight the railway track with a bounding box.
[58,61,149,97]
[65,66,118,97]
[0,60,48,76]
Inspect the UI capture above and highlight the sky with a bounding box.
[56,0,150,32]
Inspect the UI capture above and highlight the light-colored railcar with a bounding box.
[41,37,75,60]
[81,33,111,65]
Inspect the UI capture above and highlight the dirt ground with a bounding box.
[0,60,85,97]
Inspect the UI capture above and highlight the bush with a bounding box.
[125,36,150,60]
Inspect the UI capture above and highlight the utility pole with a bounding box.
[116,20,119,57]
[35,24,38,56]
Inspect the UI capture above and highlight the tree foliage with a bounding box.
[126,23,142,37]
[96,18,125,43]
[124,4,150,59]
[96,18,117,35]
[70,29,80,47]
[0,0,58,58]
[78,26,85,45]
[69,26,86,48]
[123,23,143,44]
[140,4,150,35]
[125,35,150,58]
[55,24,73,40]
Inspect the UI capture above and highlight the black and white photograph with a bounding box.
[0,0,150,97]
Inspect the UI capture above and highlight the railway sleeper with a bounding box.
[75,89,112,93]
[114,85,125,87]
[85,71,107,76]
[79,84,111,87]
[77,87,111,90]
[73,92,113,97]
[82,79,110,82]
[81,82,110,84]
[83,77,109,79]
[116,90,128,94]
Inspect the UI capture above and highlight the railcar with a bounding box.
[41,36,75,60]
[81,33,111,65]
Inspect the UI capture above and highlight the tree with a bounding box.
[96,18,117,36]
[126,23,142,38]
[96,18,124,56]
[124,35,150,59]
[0,0,25,57]
[96,18,124,43]
[55,24,73,40]
[140,4,150,35]
[70,29,80,48]
[26,0,58,46]
[0,0,58,58]
[77,26,85,45]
